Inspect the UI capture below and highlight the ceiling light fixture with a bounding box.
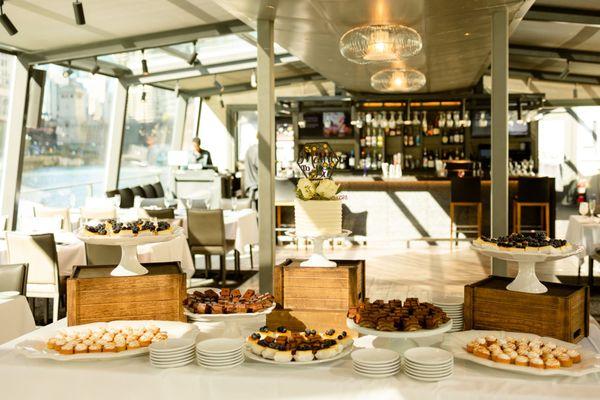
[141,49,149,75]
[72,1,85,25]
[63,61,73,78]
[370,68,426,92]
[0,1,17,36]
[90,57,100,75]
[250,69,257,88]
[141,85,147,102]
[339,24,422,64]
[187,40,198,65]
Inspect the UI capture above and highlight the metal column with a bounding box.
[491,8,509,276]
[1,58,30,230]
[104,80,128,191]
[171,95,188,151]
[257,18,275,293]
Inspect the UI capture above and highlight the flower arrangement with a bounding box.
[296,178,340,201]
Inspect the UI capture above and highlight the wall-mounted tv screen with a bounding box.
[298,111,352,139]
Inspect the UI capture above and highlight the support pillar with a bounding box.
[105,80,128,191]
[171,95,187,151]
[257,18,275,293]
[491,8,509,276]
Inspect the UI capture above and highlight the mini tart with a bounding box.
[102,343,116,352]
[139,335,152,347]
[88,343,102,353]
[567,349,581,363]
[127,340,140,350]
[545,358,560,369]
[46,338,56,350]
[476,337,487,346]
[495,352,511,364]
[115,341,127,352]
[74,343,88,354]
[485,336,497,345]
[514,355,529,367]
[59,344,75,355]
[530,358,545,369]
[466,341,477,353]
[557,354,573,367]
[473,347,491,360]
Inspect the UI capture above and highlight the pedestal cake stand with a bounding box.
[288,229,351,268]
[347,318,453,355]
[471,244,584,294]
[77,227,185,276]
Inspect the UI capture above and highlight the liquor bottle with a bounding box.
[365,152,372,170]
[453,128,460,144]
[348,150,355,169]
[360,128,366,147]
[403,134,408,147]
[408,134,414,147]
[428,151,434,169]
[377,129,384,147]
[442,130,448,144]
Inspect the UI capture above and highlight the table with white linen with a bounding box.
[0,231,195,278]
[0,318,598,400]
[0,295,35,345]
[565,215,600,286]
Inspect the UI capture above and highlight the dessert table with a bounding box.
[0,295,35,345]
[1,317,598,399]
[565,215,600,286]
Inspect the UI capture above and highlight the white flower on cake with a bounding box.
[316,179,339,199]
[297,178,317,200]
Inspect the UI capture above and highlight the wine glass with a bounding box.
[588,195,597,217]
[579,202,590,217]
[231,197,238,211]
[112,194,121,209]
[185,198,193,209]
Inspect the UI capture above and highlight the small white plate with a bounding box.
[196,352,243,361]
[151,359,195,369]
[149,338,195,353]
[150,352,195,361]
[404,370,453,382]
[0,291,20,299]
[351,348,401,365]
[199,359,245,370]
[198,356,245,366]
[354,364,401,374]
[405,365,453,374]
[353,361,401,371]
[432,296,464,306]
[353,369,399,378]
[404,360,453,371]
[404,347,453,365]
[151,354,196,363]
[150,348,195,358]
[196,338,245,354]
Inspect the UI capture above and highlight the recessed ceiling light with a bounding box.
[464,32,470,36]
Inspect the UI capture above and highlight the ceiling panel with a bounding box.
[510,20,600,51]
[214,0,530,93]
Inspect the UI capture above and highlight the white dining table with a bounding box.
[0,317,598,400]
[0,295,35,345]
[565,215,600,286]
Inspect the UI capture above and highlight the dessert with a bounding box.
[465,336,582,369]
[45,325,168,355]
[347,298,450,332]
[82,219,172,237]
[473,232,573,254]
[183,288,274,315]
[246,326,353,363]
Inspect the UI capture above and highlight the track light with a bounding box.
[63,61,73,78]
[141,86,147,102]
[141,50,149,75]
[219,95,224,109]
[90,57,100,75]
[250,69,257,88]
[187,41,197,65]
[174,80,180,97]
[0,1,17,36]
[214,78,224,93]
[72,1,85,25]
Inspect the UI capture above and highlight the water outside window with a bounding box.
[0,53,15,194]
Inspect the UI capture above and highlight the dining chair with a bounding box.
[142,184,157,198]
[0,263,28,295]
[152,182,165,198]
[118,188,135,208]
[85,243,122,266]
[450,177,482,245]
[219,198,252,210]
[513,177,551,236]
[139,208,175,219]
[187,209,240,285]
[80,207,117,222]
[132,186,145,198]
[34,205,71,232]
[21,215,63,233]
[6,233,61,322]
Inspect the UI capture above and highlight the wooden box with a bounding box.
[464,276,589,343]
[267,259,365,334]
[67,262,186,326]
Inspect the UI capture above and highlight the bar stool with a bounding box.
[513,177,550,236]
[450,177,482,244]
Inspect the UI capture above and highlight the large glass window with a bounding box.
[19,65,116,218]
[0,53,15,188]
[118,85,176,190]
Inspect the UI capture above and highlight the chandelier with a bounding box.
[370,68,426,92]
[339,24,422,64]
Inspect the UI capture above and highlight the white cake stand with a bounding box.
[347,318,453,354]
[471,244,584,294]
[288,229,351,267]
[77,227,184,276]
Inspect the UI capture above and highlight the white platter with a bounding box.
[76,226,184,246]
[184,288,276,321]
[0,291,20,299]
[15,320,198,362]
[244,345,352,365]
[346,318,453,339]
[441,329,600,377]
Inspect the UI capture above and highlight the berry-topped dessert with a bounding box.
[82,219,173,237]
[473,231,572,254]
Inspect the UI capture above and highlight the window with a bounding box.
[0,53,15,191]
[182,97,200,146]
[18,65,116,222]
[119,85,176,190]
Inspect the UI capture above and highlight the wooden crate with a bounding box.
[464,276,589,343]
[67,262,186,326]
[268,259,365,334]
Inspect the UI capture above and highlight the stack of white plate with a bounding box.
[196,338,245,370]
[433,296,464,332]
[403,347,453,382]
[351,348,401,378]
[149,338,196,368]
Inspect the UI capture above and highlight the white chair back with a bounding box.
[21,216,63,233]
[6,232,59,286]
[220,198,252,210]
[85,197,115,209]
[80,207,117,221]
[34,206,71,231]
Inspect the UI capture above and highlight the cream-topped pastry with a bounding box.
[293,350,315,362]
[273,350,293,363]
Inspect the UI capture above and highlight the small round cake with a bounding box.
[294,198,342,237]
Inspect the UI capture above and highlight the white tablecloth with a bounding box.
[0,232,195,278]
[565,215,600,256]
[0,318,598,400]
[0,295,35,345]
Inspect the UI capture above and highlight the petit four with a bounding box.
[183,288,274,315]
[83,219,173,237]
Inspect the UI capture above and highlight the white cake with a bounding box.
[294,199,342,237]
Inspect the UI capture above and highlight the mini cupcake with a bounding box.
[495,352,511,364]
[557,354,573,367]
[127,340,141,350]
[473,347,490,360]
[545,358,560,369]
[529,358,544,369]
[139,335,153,347]
[514,355,529,367]
[102,343,116,353]
[485,335,497,345]
[59,343,75,355]
[567,349,581,363]
[46,338,57,350]
[115,341,127,352]
[466,341,477,353]
[74,343,88,354]
[88,343,102,353]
